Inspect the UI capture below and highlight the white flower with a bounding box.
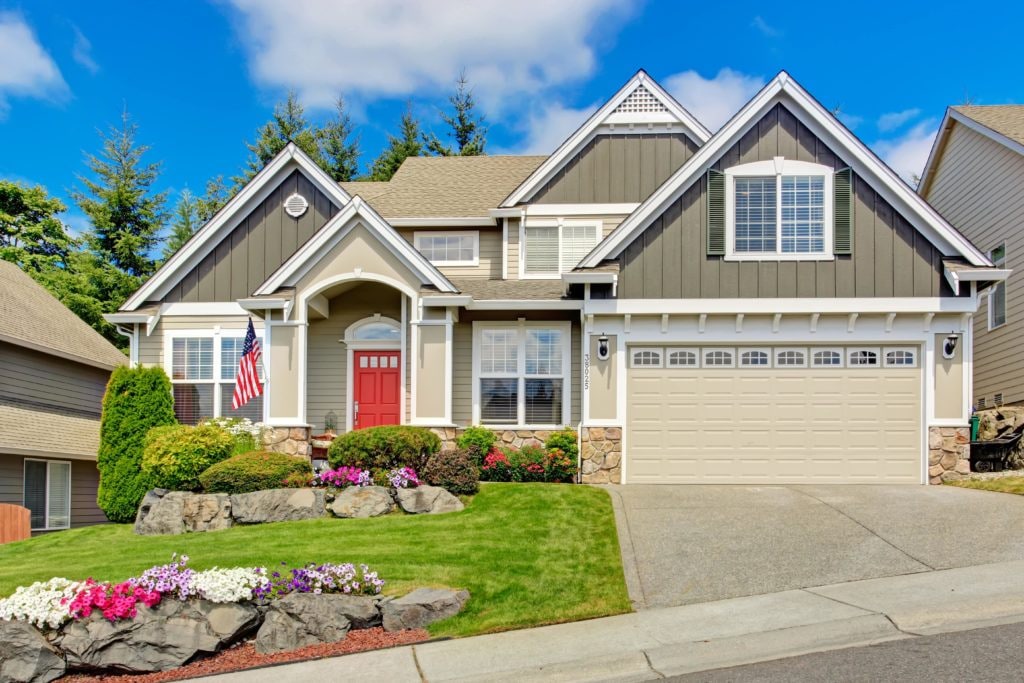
[191,567,269,603]
[0,577,83,629]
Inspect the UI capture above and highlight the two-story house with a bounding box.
[107,71,1006,485]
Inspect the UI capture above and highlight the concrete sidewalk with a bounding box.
[202,559,1024,682]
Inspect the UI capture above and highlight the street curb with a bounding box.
[600,484,646,611]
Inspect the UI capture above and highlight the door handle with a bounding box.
[353,401,359,425]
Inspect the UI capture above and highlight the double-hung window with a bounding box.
[414,232,479,266]
[24,459,71,531]
[474,323,570,426]
[168,331,264,425]
[522,220,600,277]
[990,243,1007,329]
[726,158,833,260]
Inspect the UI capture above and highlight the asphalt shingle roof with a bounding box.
[448,278,569,301]
[0,397,103,459]
[954,105,1024,148]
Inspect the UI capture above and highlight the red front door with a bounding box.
[353,351,401,429]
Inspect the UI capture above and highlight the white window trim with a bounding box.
[414,231,480,267]
[847,347,881,367]
[630,348,664,368]
[724,157,834,262]
[520,219,602,280]
[810,348,845,368]
[738,347,772,368]
[988,243,1007,330]
[343,316,402,350]
[163,328,265,422]
[666,347,700,368]
[23,458,71,531]
[774,347,808,368]
[883,346,918,368]
[703,348,736,368]
[471,321,572,428]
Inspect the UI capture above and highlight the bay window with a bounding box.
[522,220,600,277]
[167,330,263,425]
[474,322,571,426]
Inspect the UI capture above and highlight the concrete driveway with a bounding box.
[608,484,1024,610]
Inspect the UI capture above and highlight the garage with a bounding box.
[625,345,922,484]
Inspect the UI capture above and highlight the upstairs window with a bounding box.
[990,243,1007,329]
[414,232,479,266]
[523,221,600,277]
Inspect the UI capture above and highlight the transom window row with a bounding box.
[629,346,918,369]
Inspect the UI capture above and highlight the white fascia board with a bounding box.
[583,297,980,315]
[237,298,290,311]
[525,203,640,217]
[388,217,494,227]
[918,108,955,195]
[104,312,153,324]
[121,143,352,311]
[421,295,473,307]
[562,272,617,284]
[159,302,252,316]
[581,72,992,268]
[500,70,710,208]
[467,300,583,311]
[255,197,458,295]
[944,266,1012,295]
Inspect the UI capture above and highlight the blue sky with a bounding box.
[1,0,1021,236]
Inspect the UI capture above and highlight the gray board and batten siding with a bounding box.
[164,170,341,303]
[616,103,960,299]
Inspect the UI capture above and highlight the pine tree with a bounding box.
[162,189,199,261]
[319,97,361,181]
[368,106,424,181]
[424,72,487,156]
[238,91,322,184]
[196,175,230,223]
[0,180,76,273]
[72,111,168,279]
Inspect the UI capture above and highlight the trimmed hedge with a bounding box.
[327,426,441,471]
[198,451,313,494]
[97,366,177,523]
[422,448,480,495]
[141,424,234,491]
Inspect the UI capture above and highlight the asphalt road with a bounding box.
[667,621,1024,682]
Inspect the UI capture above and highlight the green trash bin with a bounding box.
[970,414,980,442]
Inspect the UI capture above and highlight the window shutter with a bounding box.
[833,167,853,255]
[706,169,725,256]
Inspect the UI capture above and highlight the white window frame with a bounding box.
[883,347,918,368]
[520,219,602,279]
[666,348,700,368]
[471,321,572,428]
[811,348,845,368]
[164,328,264,424]
[413,231,480,267]
[702,348,736,368]
[724,157,834,262]
[23,458,71,531]
[989,243,1007,330]
[739,347,772,368]
[847,347,881,367]
[774,347,808,368]
[630,348,664,368]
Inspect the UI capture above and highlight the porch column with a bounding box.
[262,319,310,457]
[411,307,453,426]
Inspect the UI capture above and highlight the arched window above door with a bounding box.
[344,316,401,347]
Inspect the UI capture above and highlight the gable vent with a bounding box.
[614,86,668,115]
[284,192,309,218]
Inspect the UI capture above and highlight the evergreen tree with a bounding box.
[424,72,487,156]
[196,175,230,223]
[0,180,75,273]
[162,189,199,261]
[237,91,322,184]
[71,111,168,279]
[368,106,424,181]
[319,97,361,181]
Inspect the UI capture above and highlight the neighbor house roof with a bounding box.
[952,105,1024,148]
[341,155,546,220]
[0,397,102,460]
[0,260,126,370]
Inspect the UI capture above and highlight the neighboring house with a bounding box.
[0,260,126,532]
[919,105,1023,409]
[107,70,1006,486]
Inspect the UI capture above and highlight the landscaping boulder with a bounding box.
[254,593,380,654]
[382,588,470,632]
[57,599,259,673]
[134,490,232,535]
[181,493,232,532]
[329,486,394,518]
[230,488,326,524]
[394,485,463,515]
[0,619,66,683]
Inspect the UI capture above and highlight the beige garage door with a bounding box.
[626,346,921,484]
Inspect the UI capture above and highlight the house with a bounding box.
[919,106,1022,410]
[107,70,1006,485]
[0,260,126,532]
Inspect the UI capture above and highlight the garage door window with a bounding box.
[848,349,880,367]
[884,348,917,367]
[739,349,770,367]
[476,324,569,426]
[667,349,698,367]
[812,349,843,367]
[631,349,663,367]
[703,349,735,367]
[775,349,807,367]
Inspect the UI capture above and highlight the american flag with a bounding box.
[232,317,263,410]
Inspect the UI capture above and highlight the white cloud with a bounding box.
[0,13,68,116]
[71,25,99,74]
[751,16,780,38]
[877,107,920,132]
[836,111,863,130]
[663,68,765,132]
[225,0,632,111]
[499,101,599,155]
[873,120,938,185]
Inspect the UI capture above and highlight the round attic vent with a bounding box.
[284,192,309,218]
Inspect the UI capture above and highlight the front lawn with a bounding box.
[0,483,630,637]
[946,476,1024,495]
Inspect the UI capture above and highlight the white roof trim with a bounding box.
[581,71,991,268]
[120,143,353,311]
[500,70,711,208]
[562,272,617,284]
[920,108,1024,194]
[388,217,494,227]
[944,265,1011,295]
[254,196,458,295]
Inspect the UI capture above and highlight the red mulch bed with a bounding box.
[59,628,429,682]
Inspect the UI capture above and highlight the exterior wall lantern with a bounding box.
[942,334,959,360]
[597,335,611,361]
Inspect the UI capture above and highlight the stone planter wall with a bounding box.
[580,427,622,484]
[928,426,971,484]
[263,427,311,458]
[429,427,556,451]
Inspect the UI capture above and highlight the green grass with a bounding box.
[946,476,1024,495]
[0,484,630,637]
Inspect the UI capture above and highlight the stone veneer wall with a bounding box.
[263,427,312,459]
[430,428,558,452]
[580,427,622,484]
[928,426,970,483]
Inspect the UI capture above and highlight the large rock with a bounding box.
[0,619,66,683]
[254,593,380,654]
[134,490,232,535]
[382,588,469,631]
[230,488,326,524]
[57,599,259,673]
[329,486,394,518]
[394,485,463,515]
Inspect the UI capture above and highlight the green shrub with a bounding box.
[97,366,177,522]
[328,426,441,471]
[508,445,548,483]
[545,428,578,461]
[422,448,480,495]
[199,451,313,494]
[482,444,576,483]
[456,426,498,461]
[201,417,267,456]
[141,424,234,491]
